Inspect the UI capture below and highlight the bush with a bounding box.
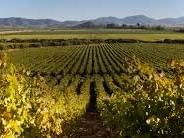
[0,44,7,50]
[0,53,88,137]
[99,58,184,137]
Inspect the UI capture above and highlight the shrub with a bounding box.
[0,53,88,137]
[0,44,7,50]
[99,58,184,137]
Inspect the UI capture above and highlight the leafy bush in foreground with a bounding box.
[0,53,88,137]
[99,58,184,137]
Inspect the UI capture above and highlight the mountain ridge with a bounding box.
[0,15,184,28]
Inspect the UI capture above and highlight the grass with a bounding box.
[1,29,184,41]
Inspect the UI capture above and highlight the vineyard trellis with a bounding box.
[9,43,184,101]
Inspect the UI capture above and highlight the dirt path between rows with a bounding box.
[63,112,116,138]
[61,81,118,138]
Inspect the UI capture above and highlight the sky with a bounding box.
[0,0,184,21]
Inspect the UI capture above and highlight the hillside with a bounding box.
[0,15,184,28]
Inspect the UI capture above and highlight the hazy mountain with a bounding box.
[158,16,184,25]
[75,21,99,28]
[122,15,158,25]
[76,15,184,27]
[0,15,184,28]
[92,16,122,25]
[90,15,158,25]
[0,17,62,28]
[60,20,86,27]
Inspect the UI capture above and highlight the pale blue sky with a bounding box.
[0,0,184,21]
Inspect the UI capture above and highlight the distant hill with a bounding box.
[89,15,158,25]
[122,15,158,25]
[158,17,184,25]
[60,20,86,27]
[0,17,62,28]
[0,15,184,28]
[92,16,122,25]
[77,15,184,27]
[74,21,102,28]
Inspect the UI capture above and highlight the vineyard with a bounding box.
[1,0,184,136]
[1,42,184,137]
[10,43,184,75]
[9,43,184,111]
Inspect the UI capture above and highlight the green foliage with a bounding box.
[0,29,183,41]
[9,43,184,76]
[99,58,184,137]
[0,53,30,137]
[3,42,184,137]
[0,53,88,137]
